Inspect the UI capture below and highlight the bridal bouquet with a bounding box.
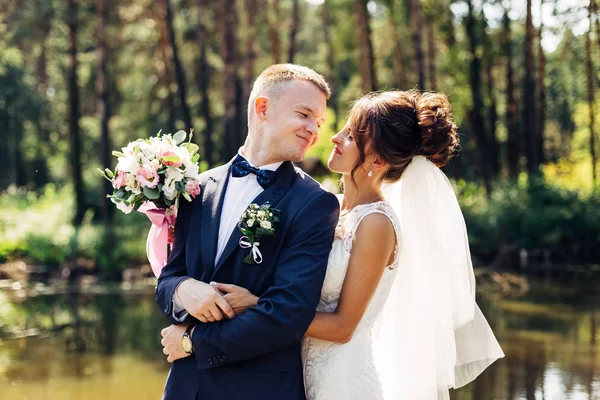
[98,130,201,277]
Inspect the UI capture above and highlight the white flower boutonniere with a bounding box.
[238,202,281,264]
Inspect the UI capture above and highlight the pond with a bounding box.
[0,277,598,400]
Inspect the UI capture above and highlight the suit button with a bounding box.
[220,355,227,362]
[208,358,214,366]
[164,306,169,313]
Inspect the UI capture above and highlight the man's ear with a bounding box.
[254,96,269,121]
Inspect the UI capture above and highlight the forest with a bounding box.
[1,0,599,278]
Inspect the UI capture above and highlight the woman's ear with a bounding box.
[372,156,387,171]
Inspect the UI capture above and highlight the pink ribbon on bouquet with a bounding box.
[138,202,177,278]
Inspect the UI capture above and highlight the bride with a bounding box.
[214,90,504,399]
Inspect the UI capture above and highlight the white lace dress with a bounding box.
[302,201,401,400]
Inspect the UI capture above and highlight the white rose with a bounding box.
[183,161,199,179]
[116,201,134,214]
[165,167,184,182]
[150,159,160,170]
[247,219,255,228]
[117,155,140,174]
[139,141,155,159]
[257,210,266,218]
[176,146,191,164]
[260,220,272,230]
[162,179,178,200]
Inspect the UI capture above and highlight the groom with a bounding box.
[156,64,340,400]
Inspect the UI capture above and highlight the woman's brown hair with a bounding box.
[347,90,459,184]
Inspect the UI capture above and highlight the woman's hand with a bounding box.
[210,282,259,316]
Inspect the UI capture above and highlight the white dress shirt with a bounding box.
[172,152,283,318]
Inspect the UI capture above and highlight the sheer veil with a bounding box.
[373,156,504,400]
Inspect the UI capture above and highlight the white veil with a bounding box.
[373,156,504,400]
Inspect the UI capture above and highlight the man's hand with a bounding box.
[176,278,236,323]
[210,282,259,315]
[161,324,191,363]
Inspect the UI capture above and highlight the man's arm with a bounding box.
[191,191,340,370]
[156,195,236,325]
[155,198,193,325]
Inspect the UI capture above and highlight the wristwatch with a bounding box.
[182,325,194,354]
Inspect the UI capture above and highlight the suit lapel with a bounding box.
[211,161,297,279]
[200,163,231,281]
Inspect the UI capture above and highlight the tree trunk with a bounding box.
[503,7,519,178]
[160,0,193,133]
[322,0,338,129]
[384,0,406,89]
[354,0,377,93]
[465,0,490,192]
[288,0,299,63]
[219,0,242,160]
[96,0,113,223]
[66,0,86,226]
[33,35,50,191]
[157,12,176,131]
[410,0,425,91]
[194,0,215,166]
[426,17,436,90]
[592,0,600,56]
[485,51,499,176]
[267,0,282,64]
[586,3,597,185]
[245,0,259,103]
[536,0,546,164]
[524,0,538,176]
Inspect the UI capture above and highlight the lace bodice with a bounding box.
[302,200,401,400]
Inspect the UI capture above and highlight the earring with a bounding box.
[368,168,373,177]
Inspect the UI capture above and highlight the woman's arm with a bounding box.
[304,212,396,344]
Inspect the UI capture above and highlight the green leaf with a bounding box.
[143,186,160,200]
[256,228,274,236]
[173,130,187,144]
[112,151,124,157]
[115,188,127,199]
[243,253,255,264]
[182,142,199,156]
[192,154,200,163]
[181,192,192,202]
[175,181,186,192]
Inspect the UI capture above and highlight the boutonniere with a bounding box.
[238,202,281,264]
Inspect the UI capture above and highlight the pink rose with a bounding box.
[113,170,127,189]
[185,179,201,198]
[136,165,159,188]
[160,151,182,167]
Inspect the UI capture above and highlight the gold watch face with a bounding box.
[182,336,193,353]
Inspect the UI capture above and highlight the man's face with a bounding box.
[261,80,327,163]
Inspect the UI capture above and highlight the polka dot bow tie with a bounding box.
[231,155,276,189]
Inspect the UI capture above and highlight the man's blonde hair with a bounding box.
[247,64,331,122]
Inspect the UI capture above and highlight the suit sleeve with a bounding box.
[191,191,340,369]
[155,195,195,325]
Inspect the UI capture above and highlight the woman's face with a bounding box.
[328,122,361,175]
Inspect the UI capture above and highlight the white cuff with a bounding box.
[172,285,189,322]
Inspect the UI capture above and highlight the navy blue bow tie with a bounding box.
[231,155,277,189]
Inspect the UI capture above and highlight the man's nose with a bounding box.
[306,120,318,136]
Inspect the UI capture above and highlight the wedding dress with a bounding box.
[301,156,504,400]
[302,201,399,400]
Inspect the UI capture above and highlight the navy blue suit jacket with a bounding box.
[156,159,339,400]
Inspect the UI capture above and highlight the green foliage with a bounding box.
[0,184,147,274]
[458,178,600,263]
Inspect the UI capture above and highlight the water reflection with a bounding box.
[0,280,599,400]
